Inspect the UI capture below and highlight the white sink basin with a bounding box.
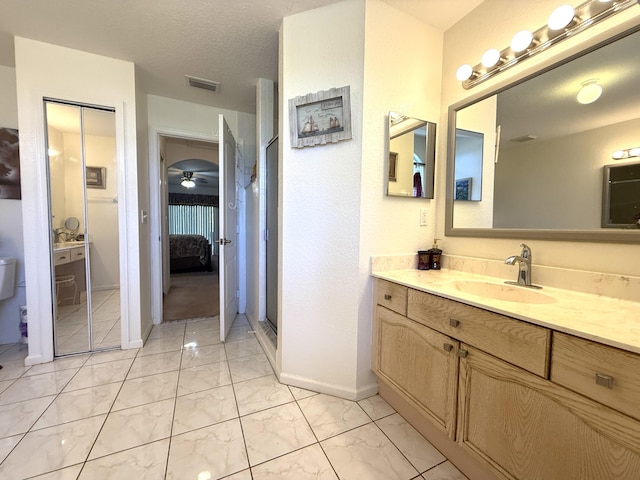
[449,280,556,304]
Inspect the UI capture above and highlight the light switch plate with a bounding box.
[420,208,428,226]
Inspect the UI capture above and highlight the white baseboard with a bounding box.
[279,372,378,401]
[127,338,144,349]
[24,353,46,366]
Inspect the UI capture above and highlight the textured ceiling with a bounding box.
[0,0,482,114]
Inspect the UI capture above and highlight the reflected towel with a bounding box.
[414,171,422,197]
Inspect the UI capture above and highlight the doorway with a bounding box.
[160,136,220,323]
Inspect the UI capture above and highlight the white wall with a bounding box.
[14,37,141,364]
[0,65,26,345]
[279,0,443,399]
[438,1,640,275]
[147,94,256,324]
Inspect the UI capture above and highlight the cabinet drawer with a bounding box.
[408,289,550,377]
[376,279,407,316]
[53,250,71,266]
[551,332,640,421]
[70,246,85,262]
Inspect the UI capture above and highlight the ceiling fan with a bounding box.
[180,170,210,189]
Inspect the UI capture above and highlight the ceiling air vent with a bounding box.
[510,135,537,143]
[185,75,220,92]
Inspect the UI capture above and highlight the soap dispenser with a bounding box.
[427,239,442,270]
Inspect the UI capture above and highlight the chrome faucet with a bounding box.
[505,243,541,289]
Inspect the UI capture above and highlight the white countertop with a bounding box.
[53,241,88,252]
[373,268,640,355]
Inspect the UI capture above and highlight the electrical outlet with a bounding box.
[420,208,428,226]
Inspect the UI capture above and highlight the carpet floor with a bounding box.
[163,271,220,322]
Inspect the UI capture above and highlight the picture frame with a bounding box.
[388,152,398,182]
[288,85,352,148]
[455,177,472,200]
[86,166,106,189]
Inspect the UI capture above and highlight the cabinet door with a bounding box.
[376,305,459,438]
[457,345,640,480]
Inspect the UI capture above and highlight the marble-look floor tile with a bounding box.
[0,395,56,437]
[359,394,396,421]
[79,438,169,479]
[228,353,273,383]
[138,335,185,357]
[173,384,238,435]
[23,355,89,376]
[234,374,294,416]
[297,393,370,441]
[0,369,77,405]
[146,322,186,340]
[34,383,121,430]
[322,423,419,480]
[0,359,31,381]
[177,360,231,396]
[0,434,22,463]
[166,419,248,480]
[127,350,182,379]
[251,443,339,480]
[31,464,83,479]
[422,461,468,480]
[112,370,179,411]
[288,385,319,400]
[221,470,252,480]
[0,379,13,394]
[89,398,174,459]
[0,344,28,362]
[185,317,219,334]
[63,358,132,392]
[0,415,106,479]
[181,343,227,368]
[241,402,316,466]
[183,329,221,347]
[377,413,445,473]
[225,337,263,360]
[226,326,256,343]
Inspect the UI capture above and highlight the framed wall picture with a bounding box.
[288,85,352,148]
[86,166,106,189]
[0,127,21,200]
[455,177,472,200]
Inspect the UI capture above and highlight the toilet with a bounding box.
[0,257,17,300]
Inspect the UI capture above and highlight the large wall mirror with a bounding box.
[387,112,436,199]
[446,26,640,242]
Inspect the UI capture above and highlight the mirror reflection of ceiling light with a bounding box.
[612,147,640,159]
[181,171,196,188]
[548,5,576,30]
[47,148,60,157]
[576,80,602,104]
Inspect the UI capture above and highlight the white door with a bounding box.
[218,115,238,341]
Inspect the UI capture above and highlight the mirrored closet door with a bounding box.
[45,100,121,356]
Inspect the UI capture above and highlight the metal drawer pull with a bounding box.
[449,319,460,328]
[595,373,614,389]
[384,294,392,300]
[443,343,454,352]
[458,350,468,358]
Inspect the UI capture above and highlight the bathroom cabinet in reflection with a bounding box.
[386,112,436,199]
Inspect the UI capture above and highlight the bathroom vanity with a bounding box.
[371,268,640,480]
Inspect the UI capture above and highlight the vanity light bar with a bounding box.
[612,147,640,159]
[457,0,639,89]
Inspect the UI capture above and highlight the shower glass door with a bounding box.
[45,100,120,356]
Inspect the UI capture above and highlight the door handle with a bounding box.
[218,238,232,245]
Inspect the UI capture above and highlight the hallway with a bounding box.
[0,315,467,479]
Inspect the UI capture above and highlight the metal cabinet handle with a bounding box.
[384,294,392,300]
[443,343,454,352]
[59,256,67,260]
[458,349,468,358]
[595,373,614,389]
[449,319,460,328]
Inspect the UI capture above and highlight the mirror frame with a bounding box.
[445,24,640,244]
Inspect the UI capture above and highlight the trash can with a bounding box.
[19,306,27,344]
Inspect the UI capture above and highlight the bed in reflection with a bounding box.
[169,234,212,272]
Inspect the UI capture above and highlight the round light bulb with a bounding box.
[630,147,640,157]
[612,150,626,159]
[548,5,575,30]
[481,49,501,68]
[577,82,602,104]
[48,148,60,157]
[456,64,473,81]
[511,30,534,53]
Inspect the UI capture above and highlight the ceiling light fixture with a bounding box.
[181,171,196,188]
[576,79,603,104]
[456,0,637,90]
[612,147,640,160]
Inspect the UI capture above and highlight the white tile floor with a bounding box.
[0,314,469,480]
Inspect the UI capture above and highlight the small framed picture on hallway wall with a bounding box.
[86,166,106,189]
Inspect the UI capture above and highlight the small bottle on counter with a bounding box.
[417,250,431,270]
[427,239,442,270]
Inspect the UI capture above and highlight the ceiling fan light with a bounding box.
[456,64,474,81]
[511,30,534,53]
[481,48,502,68]
[181,179,196,188]
[548,5,575,30]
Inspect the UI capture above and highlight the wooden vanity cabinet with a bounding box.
[457,345,640,480]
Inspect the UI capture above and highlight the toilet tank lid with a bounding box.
[0,257,16,265]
